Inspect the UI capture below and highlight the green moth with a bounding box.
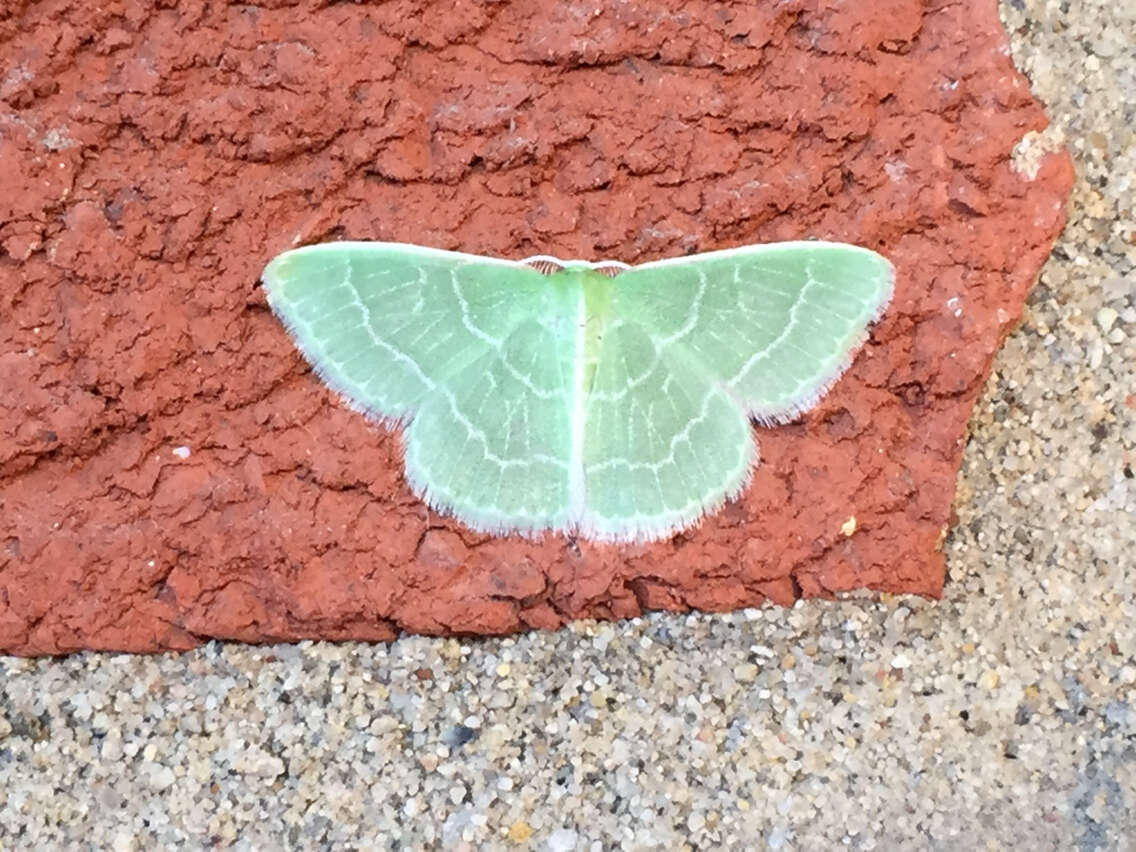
[262,241,893,543]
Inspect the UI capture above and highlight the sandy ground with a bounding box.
[1,0,1133,848]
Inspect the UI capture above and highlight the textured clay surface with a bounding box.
[1,0,1072,654]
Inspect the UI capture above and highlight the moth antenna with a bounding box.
[523,258,567,276]
[593,262,626,278]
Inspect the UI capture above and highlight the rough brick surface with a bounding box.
[1,0,1072,654]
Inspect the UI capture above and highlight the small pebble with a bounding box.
[733,663,759,682]
[508,821,533,843]
[546,828,578,852]
[1095,306,1118,332]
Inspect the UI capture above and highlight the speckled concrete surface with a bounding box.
[1,0,1132,848]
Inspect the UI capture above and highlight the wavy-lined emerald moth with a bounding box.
[262,241,893,542]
